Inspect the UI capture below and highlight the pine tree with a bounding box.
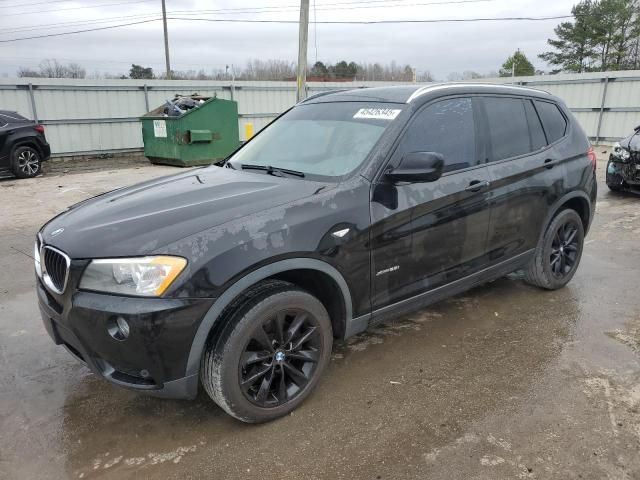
[499,49,536,77]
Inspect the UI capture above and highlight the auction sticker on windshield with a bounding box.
[353,108,402,120]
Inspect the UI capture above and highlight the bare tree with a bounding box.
[416,70,435,82]
[66,63,86,79]
[17,67,41,78]
[17,59,87,78]
[39,59,67,78]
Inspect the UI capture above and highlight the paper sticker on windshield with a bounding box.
[353,108,401,121]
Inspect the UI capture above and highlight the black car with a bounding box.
[0,110,50,178]
[606,125,640,192]
[36,84,597,423]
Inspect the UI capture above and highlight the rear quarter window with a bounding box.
[523,100,547,150]
[0,112,28,124]
[534,100,567,144]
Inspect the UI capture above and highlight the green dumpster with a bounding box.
[141,95,240,167]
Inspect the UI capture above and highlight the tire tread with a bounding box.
[200,280,332,422]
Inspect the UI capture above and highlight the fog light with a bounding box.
[117,317,130,338]
[107,316,130,341]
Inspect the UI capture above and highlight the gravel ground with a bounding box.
[0,152,639,480]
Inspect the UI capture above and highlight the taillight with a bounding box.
[587,145,597,171]
[34,124,45,134]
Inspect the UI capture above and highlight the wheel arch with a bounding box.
[184,258,353,380]
[10,138,44,160]
[542,191,592,239]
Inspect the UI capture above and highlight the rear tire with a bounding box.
[524,209,584,290]
[200,280,333,423]
[11,145,42,178]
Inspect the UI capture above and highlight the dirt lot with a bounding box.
[1,154,639,480]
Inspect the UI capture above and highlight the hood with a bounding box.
[41,166,327,258]
[622,130,640,152]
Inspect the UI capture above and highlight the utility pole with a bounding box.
[296,0,310,102]
[161,0,171,79]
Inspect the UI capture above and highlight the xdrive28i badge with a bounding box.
[50,227,64,237]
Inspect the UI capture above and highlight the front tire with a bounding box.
[11,146,42,178]
[605,159,623,191]
[524,209,584,290]
[201,280,333,423]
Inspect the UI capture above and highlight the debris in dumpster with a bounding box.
[161,93,211,117]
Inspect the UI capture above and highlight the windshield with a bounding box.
[228,102,404,180]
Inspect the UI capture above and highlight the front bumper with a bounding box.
[608,154,640,188]
[37,278,213,399]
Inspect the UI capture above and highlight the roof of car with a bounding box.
[0,110,28,122]
[302,83,552,105]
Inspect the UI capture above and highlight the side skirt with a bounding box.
[345,249,535,338]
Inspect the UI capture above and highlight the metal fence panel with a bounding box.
[1,72,639,156]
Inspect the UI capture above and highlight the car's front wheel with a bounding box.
[11,145,42,178]
[524,209,585,290]
[605,159,623,191]
[201,280,333,423]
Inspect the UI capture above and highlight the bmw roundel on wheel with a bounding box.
[36,84,596,423]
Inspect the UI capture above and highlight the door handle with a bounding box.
[465,180,490,192]
[544,158,555,169]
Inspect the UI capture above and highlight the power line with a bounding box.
[174,0,497,16]
[0,15,574,43]
[0,0,72,7]
[1,14,160,35]
[0,0,156,16]
[170,15,574,24]
[0,18,162,43]
[0,0,75,8]
[0,0,496,34]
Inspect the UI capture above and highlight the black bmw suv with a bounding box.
[0,110,50,178]
[36,84,597,423]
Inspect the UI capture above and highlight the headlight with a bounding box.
[613,142,631,161]
[34,235,42,278]
[80,256,187,297]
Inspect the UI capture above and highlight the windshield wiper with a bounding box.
[241,164,305,178]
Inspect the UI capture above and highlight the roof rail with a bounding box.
[298,89,351,104]
[406,82,551,103]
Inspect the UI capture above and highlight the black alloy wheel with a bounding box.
[239,309,322,407]
[549,221,580,278]
[12,146,42,178]
[524,208,585,290]
[200,280,333,423]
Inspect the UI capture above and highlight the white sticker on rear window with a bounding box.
[353,108,401,120]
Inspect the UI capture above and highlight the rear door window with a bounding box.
[482,97,531,161]
[524,100,547,150]
[534,100,567,143]
[399,97,478,173]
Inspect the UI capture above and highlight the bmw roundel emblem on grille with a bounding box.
[51,227,64,237]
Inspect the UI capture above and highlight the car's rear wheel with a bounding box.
[200,280,333,423]
[524,209,584,290]
[11,146,42,178]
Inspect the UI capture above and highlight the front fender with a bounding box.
[183,257,354,381]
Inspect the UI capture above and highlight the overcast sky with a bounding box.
[0,0,579,80]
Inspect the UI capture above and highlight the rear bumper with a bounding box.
[37,279,213,399]
[41,142,51,161]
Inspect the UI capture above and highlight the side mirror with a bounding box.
[386,152,444,183]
